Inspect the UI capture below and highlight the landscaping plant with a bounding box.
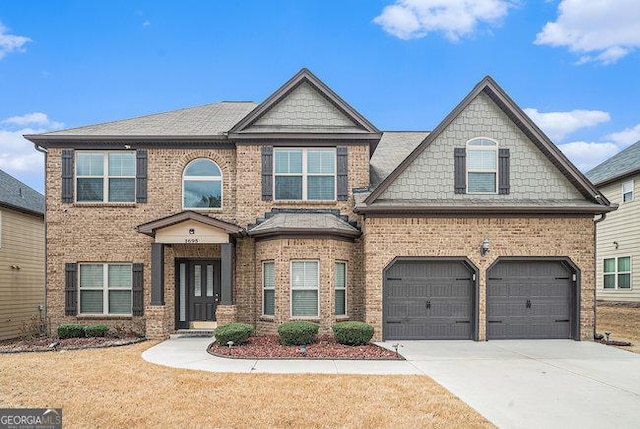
[214,323,254,345]
[277,321,319,345]
[332,321,374,346]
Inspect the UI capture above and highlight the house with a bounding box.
[0,169,45,340]
[587,141,640,302]
[25,69,612,341]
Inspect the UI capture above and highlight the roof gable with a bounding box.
[586,140,640,186]
[229,68,380,139]
[364,76,609,208]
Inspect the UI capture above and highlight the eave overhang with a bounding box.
[137,211,244,237]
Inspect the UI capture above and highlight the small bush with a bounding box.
[57,324,86,339]
[277,321,319,346]
[84,325,109,337]
[332,321,374,346]
[215,323,254,345]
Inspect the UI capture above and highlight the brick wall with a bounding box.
[362,216,596,341]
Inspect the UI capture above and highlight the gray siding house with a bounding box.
[587,141,640,302]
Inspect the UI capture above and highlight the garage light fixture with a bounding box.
[480,238,490,256]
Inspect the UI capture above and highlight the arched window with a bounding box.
[466,138,497,193]
[183,159,222,208]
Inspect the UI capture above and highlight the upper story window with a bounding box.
[466,138,498,194]
[274,148,336,201]
[622,180,634,203]
[183,159,223,209]
[76,151,136,202]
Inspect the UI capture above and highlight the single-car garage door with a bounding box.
[384,259,476,340]
[487,260,575,340]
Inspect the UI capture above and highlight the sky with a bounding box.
[1,0,640,194]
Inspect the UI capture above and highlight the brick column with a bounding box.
[145,305,169,339]
[215,305,237,326]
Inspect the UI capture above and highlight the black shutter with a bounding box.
[336,146,348,201]
[132,263,144,316]
[65,263,78,316]
[261,146,273,201]
[61,149,74,203]
[498,148,510,195]
[136,149,148,203]
[454,148,466,194]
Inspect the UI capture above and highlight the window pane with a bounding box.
[206,264,214,297]
[185,159,221,177]
[604,258,616,273]
[335,263,346,288]
[263,262,275,289]
[467,150,496,169]
[109,290,132,314]
[80,264,103,288]
[108,264,132,288]
[275,150,302,174]
[604,274,616,289]
[624,192,633,202]
[77,178,104,201]
[468,139,496,147]
[468,173,496,193]
[184,180,222,208]
[335,290,346,316]
[77,153,104,176]
[264,290,275,315]
[275,176,302,200]
[80,290,103,313]
[108,152,135,176]
[618,257,631,272]
[108,178,135,202]
[308,176,335,200]
[618,274,631,289]
[179,263,186,322]
[292,290,318,316]
[194,265,201,297]
[303,262,318,287]
[308,151,335,174]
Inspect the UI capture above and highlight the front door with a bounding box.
[176,259,221,329]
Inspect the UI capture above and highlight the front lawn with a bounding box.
[597,303,640,354]
[0,341,492,428]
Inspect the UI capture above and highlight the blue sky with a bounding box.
[1,0,640,193]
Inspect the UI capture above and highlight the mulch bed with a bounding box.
[0,336,146,353]
[208,335,403,360]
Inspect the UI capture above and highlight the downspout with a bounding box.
[34,143,48,335]
[592,213,607,341]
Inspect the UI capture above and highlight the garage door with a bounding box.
[384,259,475,340]
[487,260,574,340]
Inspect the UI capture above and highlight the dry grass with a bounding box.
[597,304,640,354]
[0,341,492,428]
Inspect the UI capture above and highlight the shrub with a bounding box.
[84,325,109,337]
[332,321,374,346]
[57,324,86,339]
[214,323,254,345]
[277,321,319,346]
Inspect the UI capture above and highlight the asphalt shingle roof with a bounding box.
[370,131,429,186]
[0,169,44,215]
[586,140,640,185]
[248,212,360,238]
[39,101,258,137]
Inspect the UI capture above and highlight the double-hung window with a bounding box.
[79,263,133,314]
[466,138,497,193]
[622,180,634,203]
[291,260,319,317]
[76,152,136,202]
[335,262,347,316]
[604,257,631,289]
[274,148,336,200]
[263,261,275,316]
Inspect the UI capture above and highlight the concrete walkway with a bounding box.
[142,337,640,428]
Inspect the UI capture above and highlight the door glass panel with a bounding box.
[194,265,202,297]
[206,264,214,297]
[179,263,186,322]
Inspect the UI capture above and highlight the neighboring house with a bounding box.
[0,169,45,340]
[587,141,640,302]
[25,69,612,342]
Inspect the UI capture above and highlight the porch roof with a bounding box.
[137,211,244,237]
[247,211,361,240]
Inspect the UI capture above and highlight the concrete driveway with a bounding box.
[388,340,640,429]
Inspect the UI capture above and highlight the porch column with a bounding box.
[151,243,165,305]
[221,242,234,305]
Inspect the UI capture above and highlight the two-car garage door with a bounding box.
[383,258,576,341]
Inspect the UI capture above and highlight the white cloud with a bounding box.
[0,113,64,193]
[0,22,31,60]
[535,0,640,64]
[559,141,620,172]
[523,108,610,141]
[142,20,151,27]
[374,0,513,41]
[606,123,640,147]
